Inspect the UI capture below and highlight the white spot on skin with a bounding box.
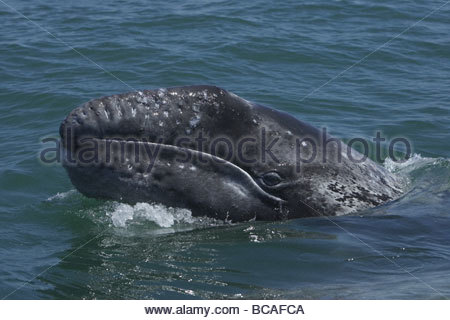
[189,115,201,128]
[131,108,137,117]
[301,141,307,147]
[163,111,169,117]
[157,89,166,98]
[140,96,149,104]
[178,164,185,169]
[189,166,196,171]
[103,110,109,119]
[158,121,164,127]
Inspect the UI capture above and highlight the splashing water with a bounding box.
[384,154,444,174]
[46,189,77,201]
[107,202,194,228]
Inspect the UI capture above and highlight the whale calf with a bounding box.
[60,85,403,221]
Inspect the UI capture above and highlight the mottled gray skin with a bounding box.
[60,85,403,221]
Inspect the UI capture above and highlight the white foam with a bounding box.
[384,153,439,174]
[107,202,193,228]
[47,189,77,201]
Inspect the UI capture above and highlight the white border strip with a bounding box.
[0,300,449,320]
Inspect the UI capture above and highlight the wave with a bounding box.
[102,201,229,231]
[107,202,193,228]
[46,189,77,201]
[383,153,447,174]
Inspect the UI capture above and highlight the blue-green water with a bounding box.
[1,0,450,299]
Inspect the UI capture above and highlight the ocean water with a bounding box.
[1,0,450,299]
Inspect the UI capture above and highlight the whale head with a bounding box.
[60,85,402,221]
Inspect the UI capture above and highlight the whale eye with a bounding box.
[261,171,283,187]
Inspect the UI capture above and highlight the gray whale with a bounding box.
[60,85,402,221]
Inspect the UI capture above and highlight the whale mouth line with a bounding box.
[63,136,287,206]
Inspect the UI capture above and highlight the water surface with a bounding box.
[1,0,449,299]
